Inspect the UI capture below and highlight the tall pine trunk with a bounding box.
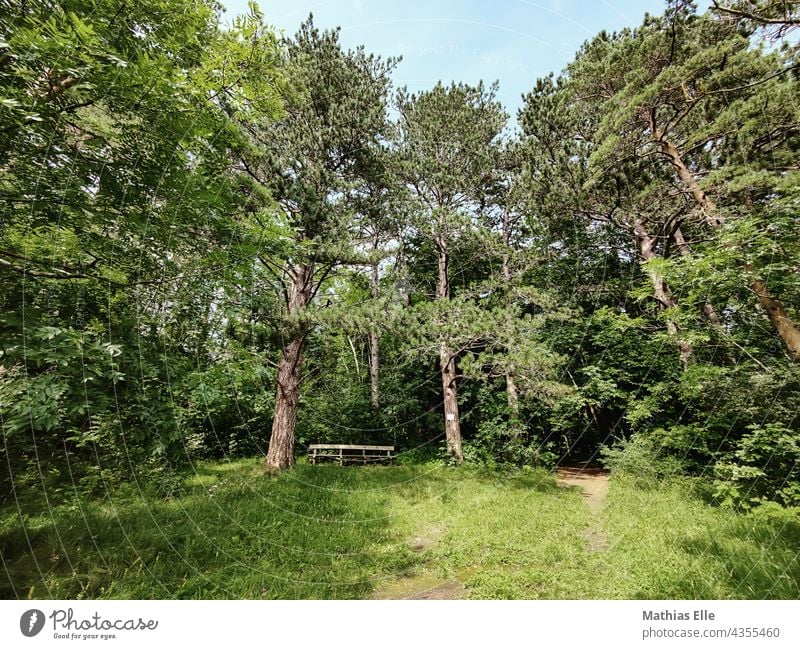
[501,210,520,420]
[436,236,463,462]
[265,263,313,471]
[369,261,380,409]
[634,220,694,368]
[653,128,800,360]
[505,361,520,414]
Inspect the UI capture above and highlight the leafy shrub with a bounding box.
[461,415,557,469]
[600,432,687,482]
[395,443,445,466]
[177,358,274,459]
[461,439,500,468]
[712,423,800,507]
[0,325,129,494]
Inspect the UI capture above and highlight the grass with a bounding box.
[1,460,798,599]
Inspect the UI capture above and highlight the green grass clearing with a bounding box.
[1,461,798,599]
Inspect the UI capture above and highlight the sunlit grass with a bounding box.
[1,462,798,599]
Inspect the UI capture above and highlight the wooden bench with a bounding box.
[308,444,395,466]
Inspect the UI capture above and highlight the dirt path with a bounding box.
[372,466,612,599]
[556,465,610,552]
[555,466,610,514]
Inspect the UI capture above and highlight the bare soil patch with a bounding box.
[370,573,466,600]
[556,465,610,551]
[404,579,466,600]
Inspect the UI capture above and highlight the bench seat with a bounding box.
[308,444,395,465]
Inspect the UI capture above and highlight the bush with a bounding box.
[395,443,445,466]
[461,416,558,469]
[177,359,274,459]
[712,423,800,507]
[600,432,687,482]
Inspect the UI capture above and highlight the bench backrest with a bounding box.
[308,444,394,451]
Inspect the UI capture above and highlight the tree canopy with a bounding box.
[2,0,799,509]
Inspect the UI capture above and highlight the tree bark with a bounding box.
[265,263,313,471]
[654,128,800,359]
[505,366,519,414]
[501,209,520,419]
[439,340,463,461]
[656,136,722,228]
[436,235,463,462]
[369,261,380,409]
[752,275,800,359]
[634,221,694,368]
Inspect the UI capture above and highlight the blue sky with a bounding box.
[221,1,707,119]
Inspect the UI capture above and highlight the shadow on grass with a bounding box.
[674,507,800,599]
[0,464,448,599]
[601,477,800,599]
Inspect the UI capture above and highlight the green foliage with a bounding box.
[396,80,507,213]
[0,324,122,436]
[0,0,284,492]
[713,423,800,507]
[600,433,689,483]
[1,0,798,523]
[465,416,558,469]
[0,323,125,493]
[514,0,800,506]
[179,354,276,458]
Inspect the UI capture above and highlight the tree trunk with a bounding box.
[397,242,411,307]
[655,130,800,359]
[634,221,693,368]
[436,236,463,462]
[657,136,722,228]
[752,275,800,359]
[369,261,380,409]
[501,210,520,420]
[265,263,313,471]
[265,337,303,470]
[505,367,519,414]
[439,340,463,461]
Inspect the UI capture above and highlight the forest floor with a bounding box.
[2,460,799,599]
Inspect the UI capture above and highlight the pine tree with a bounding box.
[230,17,395,470]
[395,82,507,462]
